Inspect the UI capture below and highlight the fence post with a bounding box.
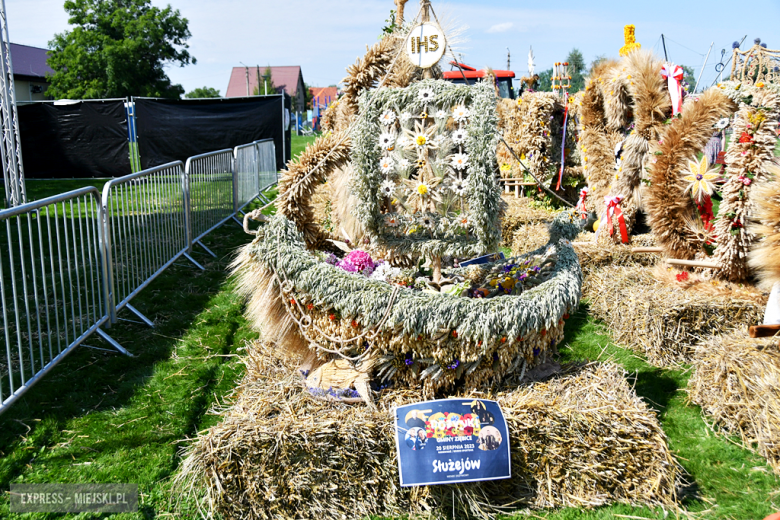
[231,154,239,215]
[99,189,116,324]
[183,159,193,255]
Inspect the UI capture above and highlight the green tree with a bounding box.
[537,68,553,91]
[253,66,276,96]
[565,48,586,92]
[47,0,195,100]
[185,86,220,98]
[681,64,696,91]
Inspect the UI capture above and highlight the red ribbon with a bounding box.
[556,101,569,191]
[576,187,588,219]
[605,196,628,244]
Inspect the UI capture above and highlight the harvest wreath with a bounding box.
[234,210,582,398]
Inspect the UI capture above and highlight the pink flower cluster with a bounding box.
[737,176,752,186]
[337,250,375,275]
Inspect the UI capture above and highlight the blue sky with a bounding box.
[6,0,780,94]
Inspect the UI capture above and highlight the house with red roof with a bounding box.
[309,86,338,110]
[10,43,54,102]
[226,65,305,111]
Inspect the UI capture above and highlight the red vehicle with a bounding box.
[443,61,516,99]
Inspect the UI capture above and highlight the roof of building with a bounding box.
[10,43,54,79]
[309,86,338,107]
[226,65,302,98]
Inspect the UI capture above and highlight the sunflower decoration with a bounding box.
[683,156,721,203]
[400,175,443,213]
[402,121,439,153]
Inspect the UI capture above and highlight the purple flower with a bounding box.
[343,250,375,272]
[325,253,339,265]
[337,260,358,273]
[533,266,541,272]
[448,359,461,369]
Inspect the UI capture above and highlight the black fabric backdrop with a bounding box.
[19,100,131,179]
[135,95,291,171]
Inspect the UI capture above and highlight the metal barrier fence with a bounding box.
[0,187,126,412]
[185,150,234,256]
[256,139,278,195]
[234,139,277,212]
[101,161,199,325]
[1,139,279,416]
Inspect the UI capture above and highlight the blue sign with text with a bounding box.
[394,398,511,486]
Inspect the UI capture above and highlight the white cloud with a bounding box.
[486,22,513,34]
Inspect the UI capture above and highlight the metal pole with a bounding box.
[694,42,714,93]
[661,34,669,61]
[0,0,25,207]
[281,89,286,166]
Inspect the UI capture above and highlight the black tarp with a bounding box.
[134,94,290,171]
[19,99,131,179]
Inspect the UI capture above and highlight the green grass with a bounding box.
[291,132,319,160]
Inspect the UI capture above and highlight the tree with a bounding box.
[185,86,220,98]
[681,65,696,92]
[565,48,586,93]
[537,68,553,91]
[253,66,276,96]
[47,0,195,100]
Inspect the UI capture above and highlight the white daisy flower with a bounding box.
[379,156,395,174]
[420,215,435,229]
[400,112,413,123]
[396,135,410,147]
[384,214,401,227]
[380,110,396,126]
[452,105,470,123]
[418,88,435,103]
[450,153,469,170]
[398,157,411,168]
[435,110,448,120]
[432,134,446,146]
[379,132,396,150]
[450,177,469,197]
[379,180,396,198]
[715,117,730,130]
[454,214,470,228]
[451,128,468,144]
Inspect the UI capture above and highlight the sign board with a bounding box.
[405,23,446,69]
[394,398,511,486]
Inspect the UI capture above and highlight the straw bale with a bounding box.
[510,223,552,256]
[176,348,681,519]
[575,233,659,274]
[688,333,780,473]
[584,264,765,366]
[500,195,562,245]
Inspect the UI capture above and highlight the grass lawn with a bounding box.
[1,134,778,518]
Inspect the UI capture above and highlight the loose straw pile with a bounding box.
[175,346,681,519]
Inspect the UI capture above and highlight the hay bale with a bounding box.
[176,347,681,519]
[584,265,766,367]
[688,333,780,474]
[509,223,550,256]
[501,195,561,245]
[575,233,659,274]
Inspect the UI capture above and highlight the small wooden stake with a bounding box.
[432,255,442,284]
